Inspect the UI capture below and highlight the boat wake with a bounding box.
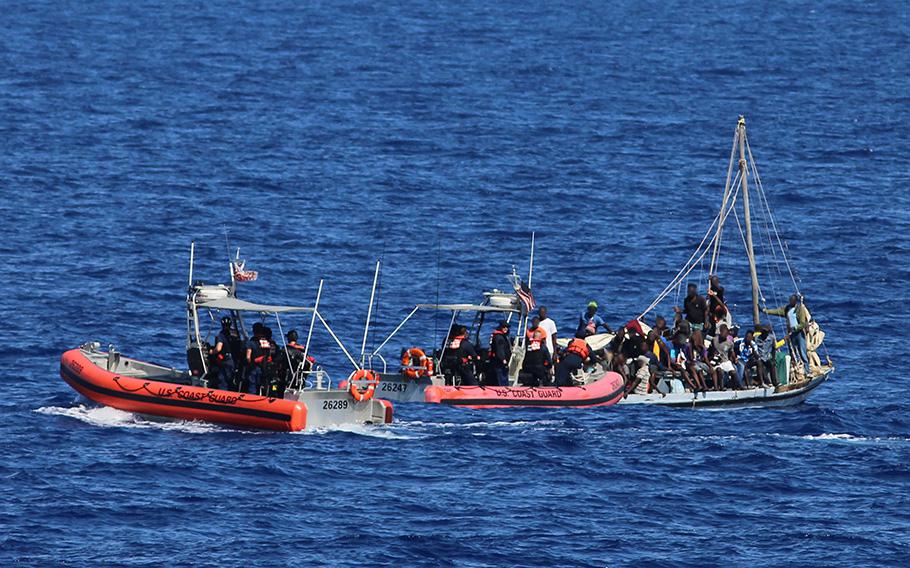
[294,423,421,440]
[798,433,910,444]
[35,405,223,434]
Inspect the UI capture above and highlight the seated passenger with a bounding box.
[684,330,714,392]
[710,324,741,390]
[755,324,779,387]
[735,329,760,387]
[668,332,696,391]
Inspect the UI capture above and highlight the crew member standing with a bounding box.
[488,321,512,386]
[521,317,552,386]
[443,325,478,386]
[555,331,594,387]
[245,323,273,395]
[210,316,235,390]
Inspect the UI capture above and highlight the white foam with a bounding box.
[400,419,565,429]
[35,405,225,434]
[294,422,421,440]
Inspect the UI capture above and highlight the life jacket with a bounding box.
[526,328,547,352]
[488,329,508,360]
[445,334,472,365]
[250,336,273,364]
[565,338,590,359]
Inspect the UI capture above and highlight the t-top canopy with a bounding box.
[197,297,314,314]
[415,303,519,313]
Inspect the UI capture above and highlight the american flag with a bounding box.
[232,260,258,282]
[515,280,536,313]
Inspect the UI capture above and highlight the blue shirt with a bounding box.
[577,311,606,334]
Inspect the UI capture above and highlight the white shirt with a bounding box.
[538,317,557,357]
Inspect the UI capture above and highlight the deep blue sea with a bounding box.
[2,1,909,566]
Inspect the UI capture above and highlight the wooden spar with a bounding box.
[709,128,739,277]
[738,116,762,328]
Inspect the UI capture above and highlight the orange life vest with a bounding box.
[565,338,590,359]
[526,328,548,352]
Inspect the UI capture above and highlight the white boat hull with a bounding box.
[619,371,832,409]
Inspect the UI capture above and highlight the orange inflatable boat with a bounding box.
[424,371,625,409]
[60,345,392,432]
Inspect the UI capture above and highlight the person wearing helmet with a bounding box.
[245,323,273,395]
[577,301,613,337]
[209,316,236,390]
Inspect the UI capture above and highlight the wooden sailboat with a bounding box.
[566,117,834,408]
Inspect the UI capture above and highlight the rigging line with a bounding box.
[638,206,725,317]
[753,162,790,302]
[747,144,786,285]
[745,136,801,295]
[640,182,744,318]
[710,129,741,276]
[713,168,744,275]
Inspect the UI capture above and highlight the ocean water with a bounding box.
[2,1,909,566]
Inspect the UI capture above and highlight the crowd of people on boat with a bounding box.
[196,316,315,396]
[433,276,816,395]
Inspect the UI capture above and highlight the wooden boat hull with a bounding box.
[423,371,625,409]
[60,347,392,432]
[618,370,832,408]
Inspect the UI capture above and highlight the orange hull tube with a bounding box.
[424,372,625,409]
[60,349,307,432]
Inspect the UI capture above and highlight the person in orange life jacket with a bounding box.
[443,325,479,386]
[521,317,552,387]
[555,330,595,387]
[245,323,273,394]
[487,320,512,386]
[208,316,236,390]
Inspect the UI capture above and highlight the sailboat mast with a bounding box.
[738,116,762,328]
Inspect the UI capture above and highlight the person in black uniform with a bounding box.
[245,323,272,395]
[209,316,236,390]
[442,325,478,386]
[521,317,552,387]
[487,321,512,386]
[555,331,595,387]
[273,329,314,396]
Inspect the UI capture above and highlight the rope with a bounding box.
[639,179,741,319]
[638,208,724,318]
[745,135,801,295]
